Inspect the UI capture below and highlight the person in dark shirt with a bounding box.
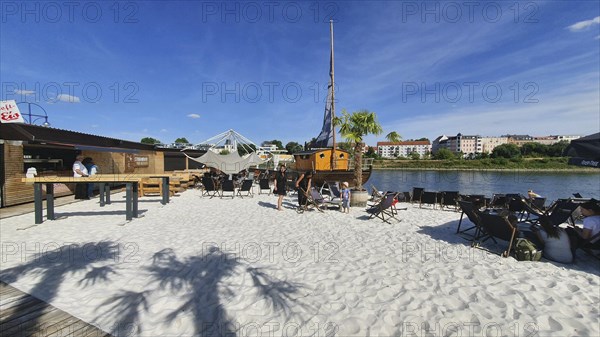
[295,170,313,209]
[273,164,288,211]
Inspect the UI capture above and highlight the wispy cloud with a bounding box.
[54,94,80,103]
[187,113,200,118]
[567,16,600,32]
[14,89,35,95]
[160,129,168,133]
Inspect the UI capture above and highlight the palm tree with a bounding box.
[385,131,402,143]
[333,109,383,190]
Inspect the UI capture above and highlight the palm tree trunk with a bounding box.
[354,142,363,190]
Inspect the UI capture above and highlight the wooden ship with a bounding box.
[289,21,373,186]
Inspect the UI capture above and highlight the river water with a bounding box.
[368,170,600,202]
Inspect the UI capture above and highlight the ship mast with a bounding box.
[330,19,336,170]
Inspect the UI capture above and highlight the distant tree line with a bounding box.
[429,141,570,160]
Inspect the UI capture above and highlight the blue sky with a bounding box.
[1,1,599,146]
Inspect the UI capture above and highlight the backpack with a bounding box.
[514,238,542,261]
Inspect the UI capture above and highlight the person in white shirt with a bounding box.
[73,155,89,199]
[567,199,600,253]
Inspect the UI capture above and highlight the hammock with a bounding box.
[182,129,267,174]
[185,151,264,175]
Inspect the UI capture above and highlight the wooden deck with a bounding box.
[0,281,111,337]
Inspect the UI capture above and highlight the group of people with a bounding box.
[526,199,600,264]
[72,155,98,200]
[272,164,351,213]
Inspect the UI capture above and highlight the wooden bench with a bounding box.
[140,178,176,197]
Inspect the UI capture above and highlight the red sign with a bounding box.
[0,100,25,123]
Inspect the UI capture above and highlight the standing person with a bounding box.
[73,155,89,199]
[341,181,351,213]
[273,164,287,211]
[295,170,313,210]
[84,157,98,198]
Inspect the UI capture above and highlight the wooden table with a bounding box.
[22,175,143,224]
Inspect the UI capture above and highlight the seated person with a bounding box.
[527,189,541,199]
[567,199,600,252]
[530,216,573,264]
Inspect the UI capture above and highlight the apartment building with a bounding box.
[377,141,431,158]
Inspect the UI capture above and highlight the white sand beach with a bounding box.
[1,189,599,337]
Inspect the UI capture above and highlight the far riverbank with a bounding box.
[371,157,599,172]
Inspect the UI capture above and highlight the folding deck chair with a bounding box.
[220,180,235,198]
[201,177,219,198]
[366,192,401,223]
[456,200,487,239]
[420,191,440,209]
[411,187,424,204]
[297,187,327,212]
[440,191,460,211]
[474,212,519,257]
[323,182,343,207]
[258,179,271,195]
[236,179,254,198]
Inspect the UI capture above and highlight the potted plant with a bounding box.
[334,109,400,206]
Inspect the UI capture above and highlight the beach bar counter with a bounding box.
[1,123,206,208]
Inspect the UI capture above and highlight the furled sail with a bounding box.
[312,21,335,149]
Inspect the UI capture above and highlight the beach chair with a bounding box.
[579,232,600,260]
[220,180,235,198]
[201,177,218,198]
[403,192,412,204]
[419,191,440,209]
[457,200,483,237]
[324,182,343,207]
[475,212,519,257]
[370,185,385,202]
[531,197,547,210]
[236,179,254,198]
[299,187,326,212]
[411,187,424,204]
[440,191,460,211]
[489,194,509,209]
[258,179,271,195]
[366,192,401,223]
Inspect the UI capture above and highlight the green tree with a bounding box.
[385,131,402,143]
[174,137,189,143]
[433,148,455,160]
[491,144,521,159]
[409,152,421,160]
[364,146,380,159]
[220,149,230,155]
[547,141,569,157]
[237,144,257,156]
[140,137,161,144]
[520,142,545,157]
[262,140,284,150]
[416,137,430,141]
[333,109,383,190]
[285,141,303,154]
[337,141,353,153]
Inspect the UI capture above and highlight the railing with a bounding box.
[348,157,374,170]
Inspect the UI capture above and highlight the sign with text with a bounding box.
[0,100,25,124]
